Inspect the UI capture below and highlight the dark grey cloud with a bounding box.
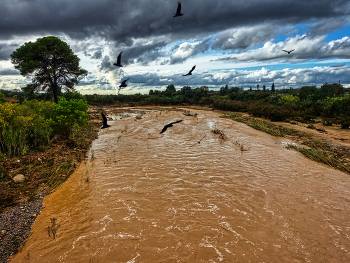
[170,38,211,64]
[212,24,283,51]
[330,63,346,67]
[214,35,350,63]
[1,0,349,52]
[0,43,19,60]
[99,55,114,72]
[308,17,350,37]
[84,48,103,59]
[0,69,20,75]
[91,49,102,59]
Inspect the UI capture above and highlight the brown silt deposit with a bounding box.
[10,107,350,262]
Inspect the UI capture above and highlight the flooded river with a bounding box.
[11,108,350,262]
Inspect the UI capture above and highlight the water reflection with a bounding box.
[11,107,350,262]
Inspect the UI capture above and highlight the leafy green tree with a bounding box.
[318,83,344,100]
[149,89,154,95]
[11,36,87,103]
[271,82,275,93]
[181,86,192,99]
[219,85,229,96]
[61,90,86,101]
[298,85,318,101]
[164,84,176,97]
[263,85,266,91]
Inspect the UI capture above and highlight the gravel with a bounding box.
[0,194,45,263]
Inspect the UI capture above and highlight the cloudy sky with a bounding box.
[1,0,350,94]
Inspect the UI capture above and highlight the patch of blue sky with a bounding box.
[325,24,350,42]
[274,23,310,43]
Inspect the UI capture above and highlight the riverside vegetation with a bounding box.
[0,91,100,213]
[1,82,349,211]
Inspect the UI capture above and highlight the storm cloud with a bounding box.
[0,0,350,92]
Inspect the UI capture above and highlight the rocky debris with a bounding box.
[12,174,25,183]
[0,194,45,263]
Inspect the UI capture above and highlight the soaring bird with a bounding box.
[282,49,295,54]
[116,78,129,95]
[113,52,123,67]
[183,65,196,76]
[119,78,129,88]
[101,113,110,129]
[173,1,183,17]
[160,120,183,133]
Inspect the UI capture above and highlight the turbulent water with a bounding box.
[11,108,350,262]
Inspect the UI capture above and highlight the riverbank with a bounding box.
[0,109,101,262]
[0,194,45,262]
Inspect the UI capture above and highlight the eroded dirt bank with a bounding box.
[11,107,350,262]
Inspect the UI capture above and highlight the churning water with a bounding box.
[11,108,350,262]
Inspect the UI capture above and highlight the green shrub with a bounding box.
[0,92,5,103]
[0,102,52,156]
[23,99,54,119]
[49,97,89,138]
[278,95,300,105]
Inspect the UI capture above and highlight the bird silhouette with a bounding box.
[173,1,183,17]
[116,78,129,95]
[101,113,110,129]
[183,65,196,76]
[282,49,295,54]
[119,78,129,88]
[160,120,183,133]
[113,51,123,67]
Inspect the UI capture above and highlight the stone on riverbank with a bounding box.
[12,174,25,183]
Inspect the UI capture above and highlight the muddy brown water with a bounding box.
[10,108,350,262]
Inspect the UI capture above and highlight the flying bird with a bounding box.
[282,49,295,54]
[173,1,183,17]
[160,120,183,134]
[113,51,123,67]
[183,65,196,76]
[117,78,129,95]
[119,78,129,88]
[101,113,110,129]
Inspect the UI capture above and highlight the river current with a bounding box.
[11,108,350,262]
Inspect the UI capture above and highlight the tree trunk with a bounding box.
[52,83,58,103]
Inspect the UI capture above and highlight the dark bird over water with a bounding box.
[173,1,183,17]
[113,51,123,67]
[282,49,295,54]
[160,120,183,133]
[183,65,196,76]
[101,113,110,129]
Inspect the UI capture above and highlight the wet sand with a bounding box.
[10,107,350,262]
